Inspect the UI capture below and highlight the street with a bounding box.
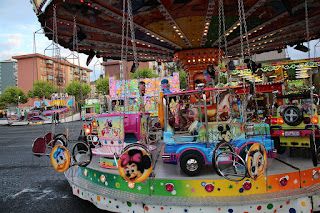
[0,122,109,213]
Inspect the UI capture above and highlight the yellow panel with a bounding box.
[146,21,187,48]
[175,16,205,47]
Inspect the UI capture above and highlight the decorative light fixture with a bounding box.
[100,175,106,183]
[205,183,214,192]
[165,183,174,192]
[128,182,135,189]
[279,177,288,186]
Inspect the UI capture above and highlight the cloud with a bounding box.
[287,40,320,59]
[0,33,25,60]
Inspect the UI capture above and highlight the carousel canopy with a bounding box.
[32,0,320,62]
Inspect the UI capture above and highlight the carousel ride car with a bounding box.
[30,0,320,212]
[270,92,320,165]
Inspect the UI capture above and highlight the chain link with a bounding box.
[127,0,139,76]
[120,0,126,80]
[216,0,222,123]
[305,0,316,152]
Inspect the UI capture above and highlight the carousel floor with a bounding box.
[85,141,314,180]
[65,141,320,208]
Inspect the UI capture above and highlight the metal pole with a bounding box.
[203,94,209,148]
[163,98,167,132]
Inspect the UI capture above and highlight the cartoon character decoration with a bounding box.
[118,148,152,183]
[246,143,267,180]
[230,100,241,119]
[217,91,231,121]
[101,119,112,135]
[139,81,146,113]
[203,65,216,82]
[218,124,232,143]
[50,145,70,172]
[161,79,172,94]
[138,81,146,96]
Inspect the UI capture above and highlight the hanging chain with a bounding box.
[305,0,316,152]
[127,0,138,73]
[237,0,246,122]
[71,15,79,132]
[216,0,222,123]
[241,0,264,139]
[120,0,126,80]
[221,0,233,103]
[51,4,59,137]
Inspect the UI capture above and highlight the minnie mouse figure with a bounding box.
[119,149,152,183]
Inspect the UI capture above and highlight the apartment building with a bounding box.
[0,60,18,95]
[12,53,91,92]
[12,53,92,106]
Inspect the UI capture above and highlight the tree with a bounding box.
[27,80,59,99]
[179,69,188,91]
[65,81,91,111]
[0,86,28,106]
[95,76,110,95]
[165,62,188,90]
[131,67,158,79]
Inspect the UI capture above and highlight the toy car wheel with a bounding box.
[55,134,68,147]
[213,142,234,176]
[282,106,303,126]
[272,137,286,154]
[180,153,203,176]
[310,136,320,167]
[215,151,247,181]
[72,142,92,167]
[53,138,67,147]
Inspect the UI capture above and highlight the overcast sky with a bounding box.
[0,0,319,81]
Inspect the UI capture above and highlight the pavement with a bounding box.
[0,113,81,126]
[0,121,109,213]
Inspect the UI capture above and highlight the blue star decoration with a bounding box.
[184,209,188,212]
[116,205,119,208]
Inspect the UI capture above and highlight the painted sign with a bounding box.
[34,97,74,108]
[118,146,152,183]
[28,116,45,122]
[7,115,20,121]
[109,73,180,115]
[95,115,124,143]
[50,145,70,173]
[246,143,267,180]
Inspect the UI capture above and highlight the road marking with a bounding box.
[12,188,38,198]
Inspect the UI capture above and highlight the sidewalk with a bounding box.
[0,113,81,126]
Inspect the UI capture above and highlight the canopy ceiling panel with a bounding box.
[35,0,320,61]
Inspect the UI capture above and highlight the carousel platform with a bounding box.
[65,141,320,212]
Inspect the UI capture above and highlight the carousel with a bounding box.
[30,0,320,212]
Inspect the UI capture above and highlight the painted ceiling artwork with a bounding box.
[32,0,320,62]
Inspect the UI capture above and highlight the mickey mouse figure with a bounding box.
[218,124,232,143]
[119,149,152,183]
